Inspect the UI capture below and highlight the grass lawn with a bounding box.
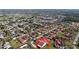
[10,39,21,48]
[64,39,73,48]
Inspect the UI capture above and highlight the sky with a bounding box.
[0,0,79,9]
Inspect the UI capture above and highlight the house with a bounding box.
[49,32,56,39]
[18,35,28,44]
[0,32,4,39]
[55,39,61,48]
[36,37,50,48]
[37,42,47,48]
[65,32,71,38]
[4,42,12,49]
[31,32,39,37]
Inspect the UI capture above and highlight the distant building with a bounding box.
[37,15,53,20]
[37,15,58,23]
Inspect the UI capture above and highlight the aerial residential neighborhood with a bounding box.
[0,9,79,49]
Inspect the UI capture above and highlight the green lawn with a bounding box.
[10,39,21,48]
